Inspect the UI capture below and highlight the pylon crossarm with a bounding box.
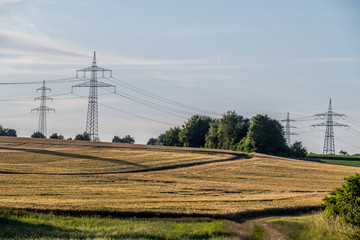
[333,122,349,127]
[95,81,116,89]
[311,123,327,127]
[332,112,347,117]
[34,96,53,101]
[72,82,91,88]
[77,66,111,72]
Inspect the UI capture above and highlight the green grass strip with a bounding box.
[0,210,234,239]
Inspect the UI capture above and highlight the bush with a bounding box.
[0,125,17,137]
[49,133,64,139]
[289,141,308,158]
[74,132,90,141]
[322,173,360,227]
[31,131,46,138]
[112,135,135,144]
[147,138,157,145]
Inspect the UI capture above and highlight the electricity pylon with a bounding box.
[311,98,348,155]
[281,112,298,146]
[31,80,55,137]
[72,52,115,141]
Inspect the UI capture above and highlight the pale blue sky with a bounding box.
[0,0,359,153]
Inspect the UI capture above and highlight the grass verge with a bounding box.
[0,210,235,240]
[268,212,360,240]
[306,154,360,167]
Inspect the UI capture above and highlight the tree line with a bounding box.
[30,131,135,144]
[147,111,307,157]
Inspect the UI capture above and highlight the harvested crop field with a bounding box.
[0,137,358,218]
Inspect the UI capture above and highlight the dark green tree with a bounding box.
[0,125,17,137]
[322,173,360,227]
[339,150,348,156]
[112,135,135,144]
[147,137,157,145]
[31,131,46,138]
[205,111,249,150]
[74,132,91,141]
[289,141,308,157]
[49,133,64,139]
[157,127,182,147]
[179,115,213,148]
[205,120,220,149]
[238,114,287,155]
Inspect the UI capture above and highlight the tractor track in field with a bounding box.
[0,146,249,175]
[0,136,252,175]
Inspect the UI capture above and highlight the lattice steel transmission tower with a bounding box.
[72,52,115,141]
[281,112,298,146]
[31,80,55,137]
[311,98,348,154]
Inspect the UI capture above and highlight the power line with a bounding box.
[103,88,188,118]
[72,93,174,126]
[108,76,220,116]
[0,77,82,85]
[336,136,360,151]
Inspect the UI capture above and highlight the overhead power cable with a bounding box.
[108,76,221,116]
[0,77,83,85]
[72,93,174,126]
[101,87,189,118]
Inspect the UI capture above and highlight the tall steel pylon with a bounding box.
[311,98,348,154]
[72,52,115,141]
[31,80,55,137]
[281,112,298,146]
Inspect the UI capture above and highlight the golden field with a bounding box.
[0,137,358,216]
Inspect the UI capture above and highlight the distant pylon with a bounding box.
[31,80,55,137]
[311,98,349,154]
[72,52,115,141]
[281,112,298,146]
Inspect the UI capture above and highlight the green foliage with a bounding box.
[307,154,360,160]
[322,173,360,227]
[238,114,287,155]
[157,127,182,147]
[49,133,64,139]
[31,131,46,138]
[112,135,135,144]
[289,141,308,158]
[0,210,233,239]
[269,213,359,240]
[252,225,265,240]
[205,111,249,150]
[0,125,17,137]
[204,120,220,149]
[74,132,90,141]
[179,115,213,148]
[339,150,349,156]
[146,137,157,145]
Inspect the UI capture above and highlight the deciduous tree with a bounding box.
[157,127,182,147]
[238,114,287,155]
[205,111,249,150]
[74,132,90,141]
[179,115,213,148]
[31,131,46,138]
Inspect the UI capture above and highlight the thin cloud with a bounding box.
[308,58,360,63]
[0,0,22,5]
[0,29,86,58]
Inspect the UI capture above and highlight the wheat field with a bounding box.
[0,137,358,217]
